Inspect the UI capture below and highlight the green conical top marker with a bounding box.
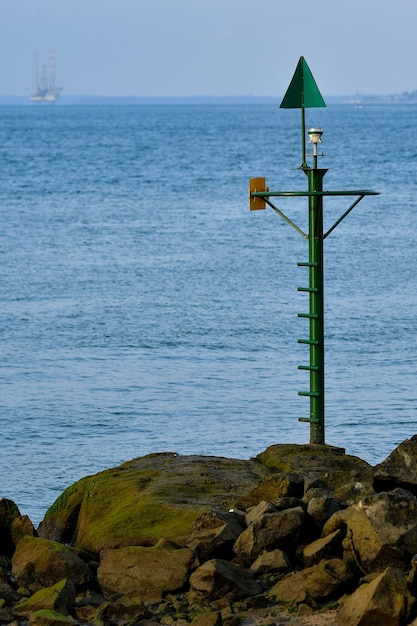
[280,56,326,109]
[280,57,326,168]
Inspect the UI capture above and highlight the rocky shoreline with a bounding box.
[3,437,417,625]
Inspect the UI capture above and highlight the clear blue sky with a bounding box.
[1,0,417,97]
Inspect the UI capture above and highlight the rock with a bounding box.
[12,579,76,620]
[269,558,352,607]
[257,444,372,492]
[334,481,375,505]
[72,590,105,623]
[102,595,150,624]
[374,435,417,493]
[0,499,22,557]
[337,567,415,626]
[233,507,306,564]
[38,453,270,555]
[12,536,92,590]
[249,548,292,575]
[303,488,341,526]
[29,609,79,626]
[97,544,198,603]
[190,611,222,626]
[189,559,261,601]
[244,501,277,526]
[186,511,244,561]
[237,472,304,509]
[11,515,38,546]
[302,529,344,567]
[333,489,417,572]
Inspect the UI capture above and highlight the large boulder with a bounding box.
[324,489,417,572]
[374,435,417,493]
[38,453,270,556]
[337,567,415,626]
[269,558,352,607]
[97,541,198,603]
[12,536,92,589]
[257,444,373,493]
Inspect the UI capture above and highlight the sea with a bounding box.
[0,102,416,525]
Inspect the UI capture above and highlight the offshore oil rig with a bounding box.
[30,50,62,103]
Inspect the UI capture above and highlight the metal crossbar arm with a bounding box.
[323,195,365,239]
[264,197,308,239]
[251,190,379,198]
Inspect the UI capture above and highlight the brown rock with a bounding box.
[337,566,415,626]
[374,434,417,492]
[12,536,92,590]
[334,481,375,505]
[103,595,150,624]
[97,544,198,603]
[249,548,292,575]
[303,488,340,526]
[186,511,244,561]
[334,489,417,572]
[233,507,305,563]
[190,611,222,626]
[11,515,38,547]
[302,529,344,567]
[244,501,277,526]
[269,558,352,607]
[237,472,304,509]
[257,444,372,492]
[189,559,261,600]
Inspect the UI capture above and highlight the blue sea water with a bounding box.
[0,103,416,525]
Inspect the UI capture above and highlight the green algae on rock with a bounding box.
[38,452,270,556]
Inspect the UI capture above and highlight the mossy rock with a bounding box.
[257,444,373,492]
[39,453,270,556]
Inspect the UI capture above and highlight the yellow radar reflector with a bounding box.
[249,177,268,210]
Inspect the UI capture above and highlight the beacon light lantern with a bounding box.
[308,128,323,144]
[248,56,379,445]
[308,128,324,167]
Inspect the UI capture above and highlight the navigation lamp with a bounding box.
[308,128,323,145]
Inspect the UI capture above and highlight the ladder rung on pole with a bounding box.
[298,391,321,397]
[297,261,319,267]
[298,364,320,371]
[298,417,320,423]
[297,286,318,293]
[298,312,319,319]
[298,338,319,345]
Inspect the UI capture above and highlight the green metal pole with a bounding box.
[305,167,327,444]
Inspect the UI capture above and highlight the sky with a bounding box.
[1,0,417,97]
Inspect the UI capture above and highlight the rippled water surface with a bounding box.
[0,103,416,524]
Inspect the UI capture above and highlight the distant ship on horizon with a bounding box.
[30,50,63,103]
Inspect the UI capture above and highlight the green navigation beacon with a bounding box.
[249,57,379,445]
